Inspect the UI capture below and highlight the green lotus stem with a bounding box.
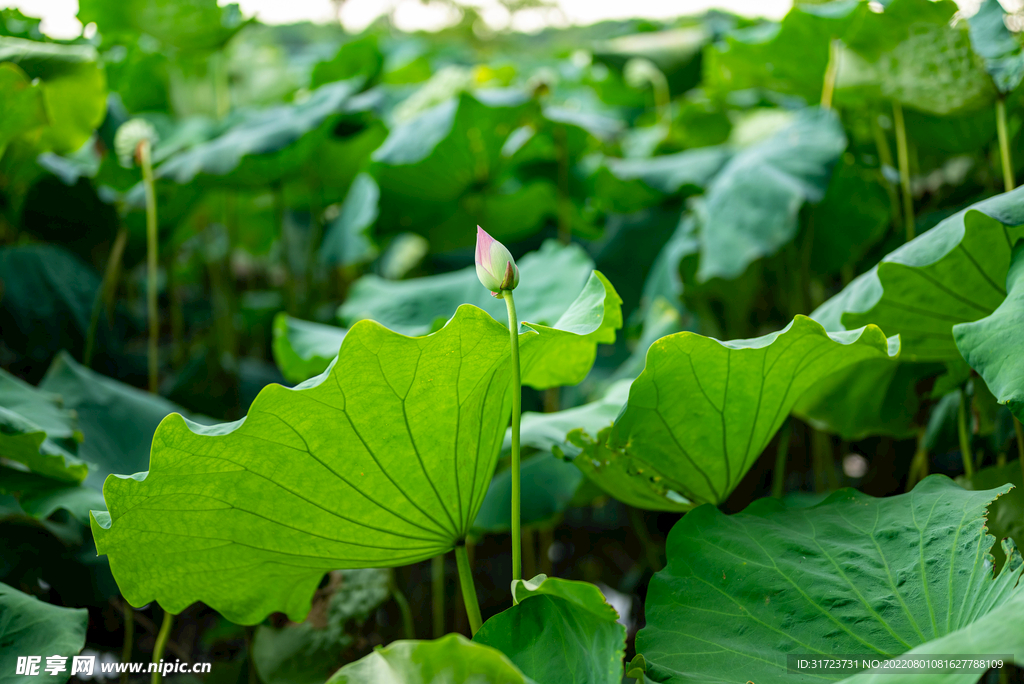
[503,290,522,582]
[957,389,974,478]
[996,98,1014,193]
[771,421,792,499]
[85,226,128,368]
[139,139,160,394]
[892,101,915,241]
[431,553,445,638]
[820,38,839,110]
[907,430,928,492]
[455,543,482,635]
[389,571,415,639]
[150,609,173,684]
[1014,417,1024,486]
[120,600,133,684]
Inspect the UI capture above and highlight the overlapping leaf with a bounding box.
[569,316,898,511]
[271,314,347,385]
[813,188,1024,362]
[953,242,1024,421]
[475,575,626,684]
[637,476,1024,684]
[968,0,1024,93]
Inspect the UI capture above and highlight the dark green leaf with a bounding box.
[637,476,1024,684]
[0,582,87,683]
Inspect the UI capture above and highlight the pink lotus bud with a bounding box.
[475,226,519,296]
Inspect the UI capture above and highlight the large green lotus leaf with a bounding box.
[0,407,86,484]
[371,91,539,250]
[272,314,348,386]
[570,316,898,511]
[0,62,44,157]
[793,358,940,440]
[592,146,731,214]
[968,0,1024,93]
[326,634,537,684]
[38,352,209,491]
[475,575,626,684]
[77,0,244,52]
[0,464,105,523]
[252,568,390,684]
[91,306,520,623]
[609,297,687,384]
[154,79,364,187]
[310,34,383,89]
[0,38,106,154]
[812,188,1024,362]
[339,240,593,335]
[959,461,1024,573]
[636,476,1024,684]
[695,107,846,282]
[834,0,995,115]
[704,1,866,105]
[0,582,88,683]
[953,242,1024,421]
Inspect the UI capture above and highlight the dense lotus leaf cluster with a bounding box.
[3,0,1024,682]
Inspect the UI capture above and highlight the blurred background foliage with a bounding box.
[2,0,1024,680]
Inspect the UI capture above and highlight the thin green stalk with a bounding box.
[150,609,173,684]
[892,101,915,241]
[957,389,975,478]
[772,421,792,499]
[502,290,522,582]
[811,428,838,492]
[139,139,159,394]
[120,600,134,684]
[455,543,482,635]
[996,97,1014,193]
[907,429,928,492]
[431,554,445,638]
[1014,417,1024,485]
[628,507,662,572]
[821,38,839,110]
[85,227,128,368]
[389,572,415,640]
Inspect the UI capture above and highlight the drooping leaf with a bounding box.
[835,0,996,115]
[475,575,626,684]
[694,107,846,282]
[0,407,86,484]
[0,367,79,443]
[592,146,731,214]
[153,79,367,187]
[0,62,44,158]
[38,352,210,491]
[339,240,595,336]
[319,172,379,267]
[325,634,537,684]
[0,38,106,153]
[570,316,899,511]
[968,0,1024,93]
[0,582,88,684]
[272,314,347,386]
[0,464,105,523]
[953,241,1024,421]
[310,34,383,89]
[637,476,1024,684]
[813,188,1024,362]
